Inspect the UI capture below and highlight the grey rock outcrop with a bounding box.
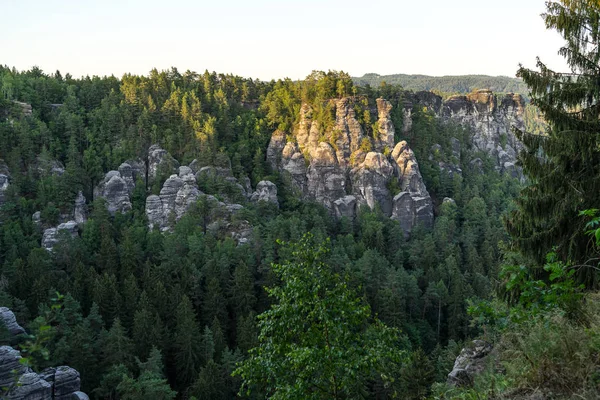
[42,221,78,252]
[267,130,287,171]
[0,346,29,390]
[118,163,137,194]
[6,372,52,399]
[73,191,87,225]
[146,171,201,231]
[448,340,493,387]
[32,211,42,227]
[250,181,279,207]
[40,366,83,400]
[266,97,434,236]
[94,170,132,215]
[374,98,396,152]
[400,89,526,175]
[390,141,434,236]
[0,307,25,337]
[148,144,179,182]
[0,307,88,400]
[0,172,9,208]
[352,152,394,215]
[333,195,357,220]
[0,160,10,209]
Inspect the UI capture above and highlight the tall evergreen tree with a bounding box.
[507,0,600,287]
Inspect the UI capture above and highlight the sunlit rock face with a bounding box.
[267,97,433,235]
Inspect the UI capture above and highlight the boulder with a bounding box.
[178,166,192,177]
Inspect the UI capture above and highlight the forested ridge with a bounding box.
[0,1,599,398]
[0,65,521,399]
[353,74,527,97]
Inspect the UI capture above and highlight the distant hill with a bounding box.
[353,73,528,95]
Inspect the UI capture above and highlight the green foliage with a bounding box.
[234,233,405,399]
[354,73,528,95]
[117,347,176,400]
[0,63,526,399]
[18,292,64,370]
[507,0,600,288]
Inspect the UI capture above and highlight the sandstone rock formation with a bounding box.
[42,221,78,252]
[94,170,132,215]
[267,97,434,235]
[73,191,88,225]
[250,180,279,207]
[390,141,434,235]
[406,89,525,172]
[0,307,89,400]
[0,307,25,337]
[0,170,9,208]
[447,340,493,386]
[146,170,201,232]
[148,144,179,182]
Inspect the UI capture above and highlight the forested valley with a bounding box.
[1,1,600,399]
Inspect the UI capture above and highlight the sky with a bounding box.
[0,0,569,81]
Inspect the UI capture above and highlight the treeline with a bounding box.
[353,73,528,96]
[0,66,521,398]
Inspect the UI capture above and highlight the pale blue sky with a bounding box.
[1,0,568,80]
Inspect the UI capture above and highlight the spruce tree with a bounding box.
[507,0,600,287]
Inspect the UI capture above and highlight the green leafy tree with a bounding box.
[234,233,404,399]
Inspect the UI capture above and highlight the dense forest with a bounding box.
[0,1,599,399]
[353,74,527,97]
[0,65,521,399]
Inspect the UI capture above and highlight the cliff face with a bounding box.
[267,97,433,236]
[405,89,525,172]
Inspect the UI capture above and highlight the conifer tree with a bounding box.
[173,295,201,388]
[507,0,600,287]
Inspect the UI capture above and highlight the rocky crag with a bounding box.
[0,307,88,400]
[404,89,525,176]
[267,97,434,236]
[40,144,278,250]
